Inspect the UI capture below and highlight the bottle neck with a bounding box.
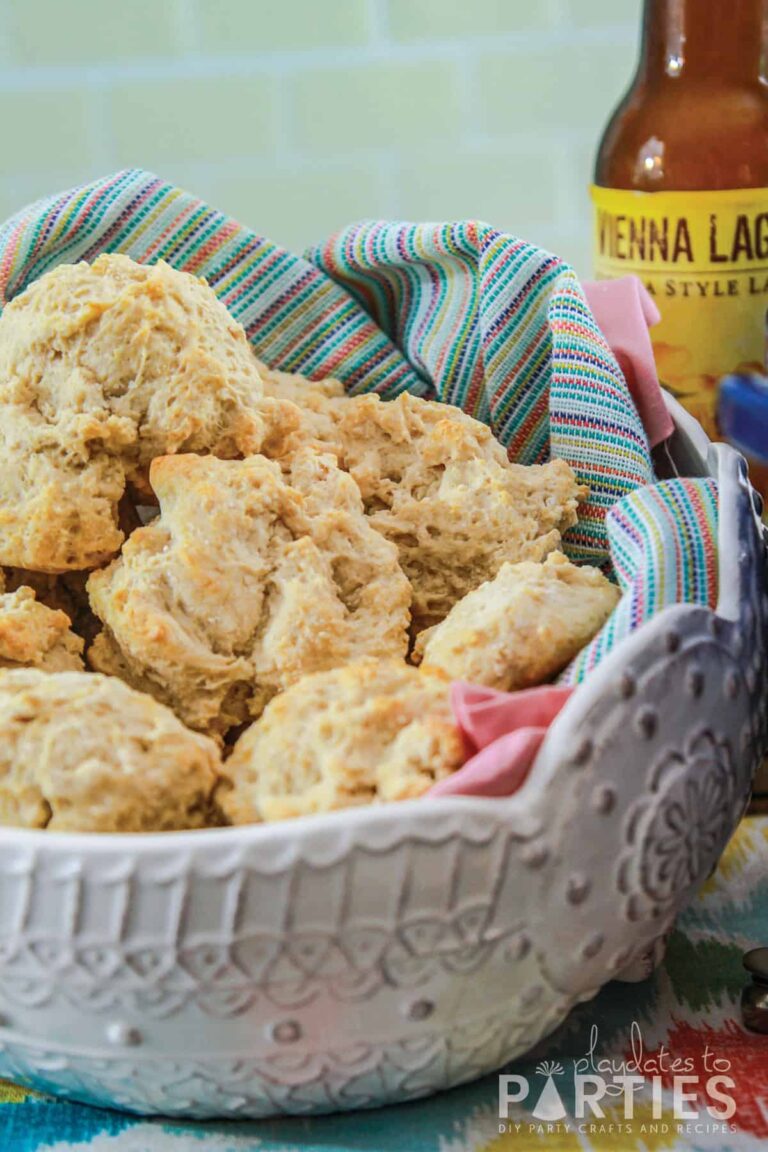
[638,0,766,84]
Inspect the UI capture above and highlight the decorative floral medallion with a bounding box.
[636,730,737,906]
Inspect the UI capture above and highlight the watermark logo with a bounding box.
[498,1023,737,1139]
[530,1061,566,1121]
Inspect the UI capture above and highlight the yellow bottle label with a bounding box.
[591,185,768,439]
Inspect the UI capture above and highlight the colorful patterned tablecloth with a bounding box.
[1,817,766,1152]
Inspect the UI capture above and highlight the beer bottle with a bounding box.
[592,0,768,439]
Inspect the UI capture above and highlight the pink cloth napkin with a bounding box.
[583,276,673,447]
[429,683,574,798]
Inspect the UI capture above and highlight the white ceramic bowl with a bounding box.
[0,397,764,1118]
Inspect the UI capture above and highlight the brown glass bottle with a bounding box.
[592,0,768,437]
[596,0,768,192]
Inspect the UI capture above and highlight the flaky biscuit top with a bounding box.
[414,551,621,690]
[218,659,466,823]
[0,668,221,832]
[87,451,412,738]
[0,255,298,571]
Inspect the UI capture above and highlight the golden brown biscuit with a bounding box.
[217,660,466,823]
[0,669,221,831]
[414,551,621,689]
[2,568,100,646]
[0,586,84,672]
[0,438,126,573]
[332,392,586,628]
[247,381,585,627]
[0,255,298,572]
[87,450,411,737]
[3,567,78,619]
[256,358,346,457]
[336,390,509,497]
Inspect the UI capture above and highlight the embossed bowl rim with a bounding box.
[0,391,749,856]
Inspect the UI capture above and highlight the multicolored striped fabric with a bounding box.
[563,478,720,683]
[0,167,718,680]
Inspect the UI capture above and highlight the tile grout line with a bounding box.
[0,25,639,91]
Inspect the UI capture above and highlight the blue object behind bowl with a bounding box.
[719,372,768,463]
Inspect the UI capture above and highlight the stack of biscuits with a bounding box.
[0,255,619,831]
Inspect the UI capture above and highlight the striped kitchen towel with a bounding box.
[0,168,717,677]
[562,477,720,683]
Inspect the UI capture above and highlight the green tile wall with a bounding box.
[289,59,464,153]
[198,0,373,53]
[108,75,277,167]
[7,0,179,65]
[0,0,643,276]
[388,0,555,40]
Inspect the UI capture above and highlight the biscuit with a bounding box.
[217,660,466,822]
[3,567,79,622]
[0,255,298,572]
[0,669,221,831]
[87,451,411,737]
[333,392,587,628]
[0,438,127,573]
[256,358,346,457]
[414,551,621,689]
[235,380,586,626]
[3,568,100,645]
[0,586,84,672]
[0,569,84,672]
